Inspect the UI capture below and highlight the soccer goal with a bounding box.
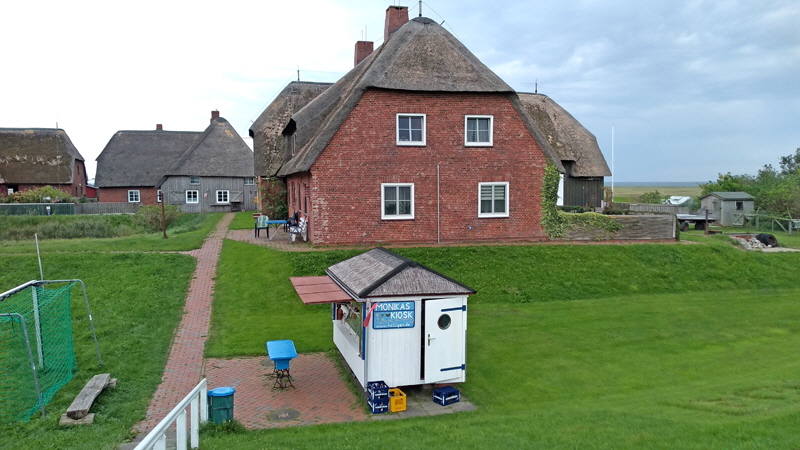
[0,280,102,423]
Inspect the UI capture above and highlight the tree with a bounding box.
[699,173,754,197]
[778,148,800,175]
[639,190,666,204]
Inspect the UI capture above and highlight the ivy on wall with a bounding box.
[540,163,564,238]
[259,177,288,220]
[559,211,623,239]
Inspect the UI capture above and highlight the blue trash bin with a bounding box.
[207,387,235,424]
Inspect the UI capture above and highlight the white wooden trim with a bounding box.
[464,115,493,147]
[396,113,426,146]
[381,183,415,220]
[478,182,509,218]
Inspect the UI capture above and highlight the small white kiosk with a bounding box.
[291,248,475,388]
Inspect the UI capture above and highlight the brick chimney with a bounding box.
[384,6,409,43]
[354,40,374,66]
[156,124,163,131]
[211,110,220,124]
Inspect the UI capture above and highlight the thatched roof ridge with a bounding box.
[0,128,84,184]
[518,93,611,177]
[250,81,331,177]
[158,117,254,186]
[278,17,553,177]
[95,130,201,187]
[326,247,475,298]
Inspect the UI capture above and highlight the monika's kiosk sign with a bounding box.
[372,301,415,329]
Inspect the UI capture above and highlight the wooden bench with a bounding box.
[59,373,116,426]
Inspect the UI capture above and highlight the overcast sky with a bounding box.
[1,0,797,183]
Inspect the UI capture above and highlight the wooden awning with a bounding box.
[290,276,352,305]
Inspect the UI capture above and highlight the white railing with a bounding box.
[134,378,208,450]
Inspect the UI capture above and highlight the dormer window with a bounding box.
[396,114,426,146]
[465,116,493,146]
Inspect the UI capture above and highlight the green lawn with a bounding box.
[0,252,196,450]
[205,241,800,449]
[0,213,222,254]
[228,211,260,231]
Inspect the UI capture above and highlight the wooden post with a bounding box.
[160,190,167,239]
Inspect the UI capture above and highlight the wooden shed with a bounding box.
[699,191,755,226]
[291,248,475,389]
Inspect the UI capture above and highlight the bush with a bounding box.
[0,185,76,204]
[131,205,182,233]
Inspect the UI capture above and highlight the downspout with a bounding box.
[437,165,440,244]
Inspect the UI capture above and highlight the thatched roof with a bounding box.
[326,247,475,298]
[0,128,84,185]
[250,81,331,177]
[277,17,562,176]
[518,93,611,178]
[158,117,254,185]
[96,117,254,188]
[95,129,201,187]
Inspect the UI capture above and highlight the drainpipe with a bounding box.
[437,165,440,244]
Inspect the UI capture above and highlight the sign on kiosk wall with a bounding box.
[372,301,415,329]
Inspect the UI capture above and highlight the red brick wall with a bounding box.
[99,187,159,205]
[306,90,550,246]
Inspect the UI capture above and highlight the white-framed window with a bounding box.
[186,190,199,204]
[216,190,230,204]
[127,190,140,203]
[465,115,493,146]
[190,176,200,185]
[478,182,509,217]
[244,177,255,186]
[381,183,414,220]
[396,114,426,146]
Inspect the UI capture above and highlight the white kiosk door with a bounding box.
[424,297,465,383]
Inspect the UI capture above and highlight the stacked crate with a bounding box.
[432,386,460,406]
[366,381,389,414]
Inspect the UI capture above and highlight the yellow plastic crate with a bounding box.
[389,388,406,412]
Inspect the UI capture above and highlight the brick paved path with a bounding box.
[133,213,234,435]
[204,354,367,429]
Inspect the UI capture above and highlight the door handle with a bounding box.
[428,334,434,345]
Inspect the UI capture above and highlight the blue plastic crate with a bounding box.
[367,381,389,401]
[367,398,389,414]
[433,386,460,406]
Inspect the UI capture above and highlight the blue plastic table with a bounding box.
[264,220,287,240]
[266,340,297,389]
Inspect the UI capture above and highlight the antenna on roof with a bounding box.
[419,0,422,16]
[297,66,300,82]
[535,79,538,94]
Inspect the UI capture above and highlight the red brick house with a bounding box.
[95,112,256,212]
[263,7,570,246]
[0,128,88,197]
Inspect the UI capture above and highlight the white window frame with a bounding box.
[189,176,200,185]
[465,115,493,147]
[216,190,230,204]
[127,190,140,203]
[244,177,255,186]
[381,183,415,220]
[186,190,199,204]
[396,114,426,146]
[478,182,509,218]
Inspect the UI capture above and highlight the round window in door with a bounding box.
[437,314,451,330]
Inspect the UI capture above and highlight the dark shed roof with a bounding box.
[326,248,475,298]
[250,81,331,177]
[0,128,84,184]
[277,17,562,176]
[700,191,755,201]
[518,93,611,178]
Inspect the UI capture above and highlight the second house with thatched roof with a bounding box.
[95,111,256,212]
[253,6,610,246]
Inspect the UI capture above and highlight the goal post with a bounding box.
[0,279,102,423]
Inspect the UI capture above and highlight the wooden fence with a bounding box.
[0,202,138,216]
[614,203,689,214]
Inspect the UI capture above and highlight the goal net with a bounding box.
[0,281,78,423]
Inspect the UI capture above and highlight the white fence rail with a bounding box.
[134,378,208,450]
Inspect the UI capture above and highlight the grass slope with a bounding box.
[0,252,196,450]
[204,289,800,449]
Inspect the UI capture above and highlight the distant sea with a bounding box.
[613,181,703,187]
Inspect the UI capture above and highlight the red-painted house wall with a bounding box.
[98,187,159,205]
[298,90,550,246]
